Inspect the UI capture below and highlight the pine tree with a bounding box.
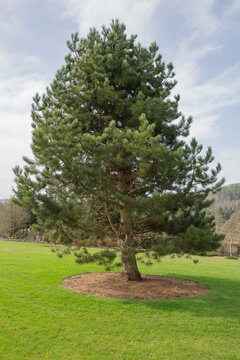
[13,20,224,281]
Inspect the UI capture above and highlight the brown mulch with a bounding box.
[62,272,208,300]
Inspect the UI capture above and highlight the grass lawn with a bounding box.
[0,240,239,360]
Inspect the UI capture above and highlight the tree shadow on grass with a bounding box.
[120,274,240,321]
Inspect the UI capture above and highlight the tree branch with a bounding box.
[133,216,153,225]
[104,203,119,235]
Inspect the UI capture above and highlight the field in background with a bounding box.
[0,240,240,360]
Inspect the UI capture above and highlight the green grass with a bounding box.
[0,240,240,360]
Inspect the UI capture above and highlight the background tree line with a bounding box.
[0,200,34,238]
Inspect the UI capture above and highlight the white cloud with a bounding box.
[190,115,220,138]
[174,42,222,86]
[0,47,43,77]
[0,15,23,36]
[165,0,240,140]
[0,0,31,36]
[175,57,240,138]
[216,148,240,185]
[224,0,240,17]
[0,0,30,11]
[178,0,220,37]
[0,49,47,198]
[49,0,161,43]
[175,60,240,138]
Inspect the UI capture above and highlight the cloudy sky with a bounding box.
[0,0,240,198]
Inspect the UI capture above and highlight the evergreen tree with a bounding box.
[13,20,224,281]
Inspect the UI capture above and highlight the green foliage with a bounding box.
[178,224,224,254]
[51,246,120,271]
[226,256,238,260]
[220,183,240,201]
[219,206,235,220]
[13,20,224,273]
[205,251,223,257]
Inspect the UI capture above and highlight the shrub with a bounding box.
[205,251,224,257]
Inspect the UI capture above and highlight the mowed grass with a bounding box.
[0,241,240,360]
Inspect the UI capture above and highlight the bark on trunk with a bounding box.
[117,169,142,281]
[121,246,142,281]
[230,238,233,257]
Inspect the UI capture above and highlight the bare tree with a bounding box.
[0,200,31,237]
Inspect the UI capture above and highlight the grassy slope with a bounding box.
[0,241,239,360]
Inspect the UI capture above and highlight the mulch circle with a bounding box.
[62,272,208,300]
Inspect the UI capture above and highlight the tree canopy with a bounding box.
[13,20,224,280]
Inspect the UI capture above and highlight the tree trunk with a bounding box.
[230,237,233,257]
[120,211,142,281]
[117,169,142,281]
[121,246,142,281]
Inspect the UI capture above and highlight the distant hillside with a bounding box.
[208,183,240,255]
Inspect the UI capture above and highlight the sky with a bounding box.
[0,0,240,198]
